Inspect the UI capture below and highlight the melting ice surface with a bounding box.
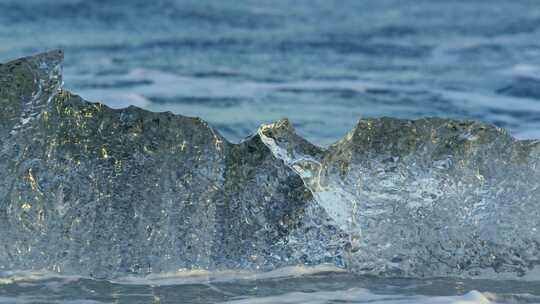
[1,50,540,303]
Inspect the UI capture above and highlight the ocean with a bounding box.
[1,0,540,303]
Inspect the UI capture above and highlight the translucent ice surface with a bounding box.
[0,52,539,281]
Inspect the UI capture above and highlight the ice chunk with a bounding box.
[1,52,539,280]
[261,117,540,278]
[0,52,344,278]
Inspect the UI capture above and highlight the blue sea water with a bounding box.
[2,0,540,145]
[1,0,540,303]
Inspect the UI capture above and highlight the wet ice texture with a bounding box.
[0,52,539,279]
[0,51,344,279]
[260,118,540,278]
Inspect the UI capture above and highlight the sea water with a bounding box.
[2,0,540,145]
[2,266,540,303]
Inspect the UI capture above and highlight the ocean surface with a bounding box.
[2,266,540,304]
[2,0,540,145]
[1,0,540,303]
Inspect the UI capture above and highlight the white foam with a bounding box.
[222,289,495,304]
[505,64,540,80]
[0,265,344,287]
[67,68,393,106]
[112,264,345,286]
[0,296,106,304]
[0,270,82,285]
